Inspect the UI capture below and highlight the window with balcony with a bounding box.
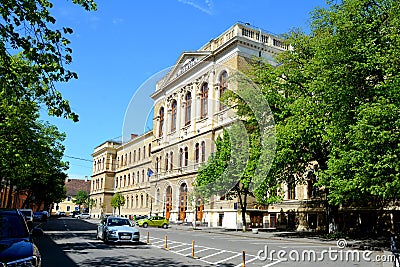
[159,107,164,138]
[185,92,192,125]
[201,141,206,162]
[219,71,228,110]
[171,100,177,132]
[195,143,199,163]
[200,83,208,119]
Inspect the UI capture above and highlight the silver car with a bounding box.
[96,216,140,244]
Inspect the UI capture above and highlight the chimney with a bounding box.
[130,134,138,140]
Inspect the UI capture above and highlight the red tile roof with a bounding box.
[65,179,91,197]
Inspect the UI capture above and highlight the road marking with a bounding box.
[183,247,211,256]
[262,259,284,267]
[233,255,262,267]
[86,242,96,248]
[175,247,192,253]
[214,253,242,264]
[200,250,225,259]
[168,243,187,249]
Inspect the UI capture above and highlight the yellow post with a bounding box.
[192,240,195,258]
[242,250,246,267]
[146,231,149,244]
[164,235,168,250]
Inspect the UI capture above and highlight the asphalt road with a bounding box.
[33,217,395,267]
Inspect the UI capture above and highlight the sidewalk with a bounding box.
[169,223,391,252]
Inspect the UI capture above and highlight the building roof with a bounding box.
[65,178,91,197]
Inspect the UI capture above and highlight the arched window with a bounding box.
[142,170,145,183]
[155,157,159,173]
[115,177,118,188]
[134,150,136,162]
[171,100,177,132]
[136,195,139,208]
[121,155,123,167]
[143,146,146,159]
[200,83,208,119]
[131,196,134,208]
[148,143,151,157]
[128,174,130,186]
[170,151,173,170]
[124,175,126,187]
[146,194,149,208]
[184,146,188,167]
[195,143,199,163]
[137,171,140,184]
[179,148,183,168]
[138,148,141,161]
[201,141,206,162]
[219,71,228,110]
[140,195,144,208]
[185,92,192,125]
[165,153,169,171]
[156,188,160,204]
[132,173,135,185]
[159,107,164,138]
[129,152,131,164]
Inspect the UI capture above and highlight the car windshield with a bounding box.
[107,218,132,227]
[0,214,29,238]
[20,210,31,217]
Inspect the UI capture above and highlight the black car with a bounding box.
[33,211,47,222]
[0,209,42,266]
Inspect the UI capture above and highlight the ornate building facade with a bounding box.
[90,22,325,230]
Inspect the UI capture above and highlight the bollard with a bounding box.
[146,231,150,244]
[164,235,169,250]
[242,250,246,267]
[191,240,198,258]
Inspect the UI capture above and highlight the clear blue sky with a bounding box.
[44,0,328,179]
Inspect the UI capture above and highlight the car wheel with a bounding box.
[143,222,148,228]
[162,224,168,229]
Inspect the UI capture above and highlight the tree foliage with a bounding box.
[0,1,96,209]
[110,192,125,215]
[0,0,96,121]
[244,0,400,209]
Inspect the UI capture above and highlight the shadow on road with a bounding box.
[34,234,78,267]
[79,255,213,267]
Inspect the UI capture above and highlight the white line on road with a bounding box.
[262,259,285,267]
[183,247,211,256]
[233,254,261,267]
[168,243,187,249]
[200,250,226,259]
[214,253,242,264]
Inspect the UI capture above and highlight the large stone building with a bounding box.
[90,22,324,230]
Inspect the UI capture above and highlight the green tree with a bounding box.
[73,190,89,211]
[0,0,97,121]
[110,192,125,215]
[241,0,400,232]
[195,127,259,231]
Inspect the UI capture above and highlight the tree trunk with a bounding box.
[6,181,13,208]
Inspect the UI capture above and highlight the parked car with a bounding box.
[55,210,66,216]
[136,215,168,229]
[76,213,90,219]
[19,209,33,229]
[96,216,140,244]
[33,211,47,222]
[134,215,148,220]
[0,209,42,267]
